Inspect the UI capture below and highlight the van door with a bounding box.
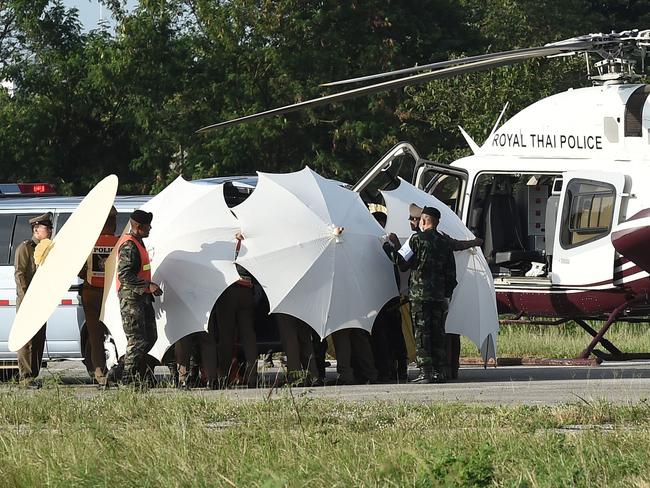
[550,171,626,286]
[412,160,469,217]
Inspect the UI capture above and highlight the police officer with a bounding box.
[116,210,162,385]
[215,232,258,388]
[275,313,321,386]
[14,212,53,386]
[392,206,457,383]
[331,328,378,385]
[175,329,218,389]
[79,206,118,388]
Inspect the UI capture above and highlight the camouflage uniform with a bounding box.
[404,230,457,376]
[117,238,157,384]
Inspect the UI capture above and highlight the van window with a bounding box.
[116,213,131,234]
[560,179,615,248]
[10,216,34,264]
[56,213,71,233]
[0,214,15,264]
[58,212,130,235]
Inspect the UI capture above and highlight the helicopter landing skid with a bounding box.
[578,297,646,361]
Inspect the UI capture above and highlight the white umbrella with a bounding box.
[102,177,240,360]
[381,177,498,361]
[9,175,118,351]
[233,167,398,338]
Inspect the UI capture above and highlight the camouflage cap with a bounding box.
[29,212,53,227]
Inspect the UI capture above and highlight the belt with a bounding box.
[236,276,253,288]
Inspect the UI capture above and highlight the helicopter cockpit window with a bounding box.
[560,180,615,248]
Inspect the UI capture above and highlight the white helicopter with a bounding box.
[200,30,650,362]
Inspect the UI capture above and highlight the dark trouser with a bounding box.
[372,301,407,381]
[446,333,461,379]
[311,334,328,380]
[17,325,46,381]
[81,285,107,384]
[119,292,157,383]
[332,329,377,384]
[410,300,447,375]
[276,314,319,382]
[175,331,217,382]
[215,284,257,386]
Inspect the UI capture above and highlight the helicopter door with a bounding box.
[413,160,468,216]
[550,171,626,286]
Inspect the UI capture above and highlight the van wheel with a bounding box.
[0,368,19,382]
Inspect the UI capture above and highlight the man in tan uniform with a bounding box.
[79,206,118,389]
[14,212,53,386]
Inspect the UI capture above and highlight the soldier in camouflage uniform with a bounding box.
[116,210,162,386]
[405,204,482,379]
[389,206,457,383]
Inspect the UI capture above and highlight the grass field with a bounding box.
[0,389,649,487]
[460,321,650,359]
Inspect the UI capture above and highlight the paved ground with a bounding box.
[6,359,649,405]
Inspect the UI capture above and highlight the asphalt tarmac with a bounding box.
[14,359,650,405]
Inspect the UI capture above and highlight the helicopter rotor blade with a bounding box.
[320,45,574,88]
[197,41,592,133]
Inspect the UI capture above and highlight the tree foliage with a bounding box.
[0,1,648,194]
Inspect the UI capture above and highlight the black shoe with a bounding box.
[20,379,42,389]
[431,371,447,384]
[206,379,222,390]
[410,373,433,384]
[178,380,191,390]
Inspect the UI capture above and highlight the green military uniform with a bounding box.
[14,213,53,383]
[405,229,457,379]
[117,237,157,384]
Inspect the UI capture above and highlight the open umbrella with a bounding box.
[102,177,240,360]
[9,175,118,351]
[381,178,498,361]
[233,167,398,338]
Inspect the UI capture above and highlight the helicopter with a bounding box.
[199,29,650,363]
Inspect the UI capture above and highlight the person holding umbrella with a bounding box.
[14,212,53,387]
[389,206,457,383]
[116,210,162,386]
[402,203,482,379]
[214,232,259,388]
[79,206,118,389]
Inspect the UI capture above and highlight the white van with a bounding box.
[0,195,151,378]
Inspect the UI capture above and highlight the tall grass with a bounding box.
[461,321,650,359]
[0,389,649,487]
